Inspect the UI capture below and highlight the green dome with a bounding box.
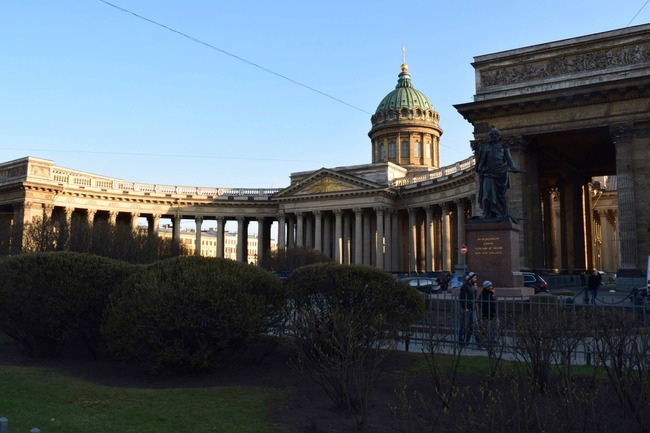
[375,64,435,113]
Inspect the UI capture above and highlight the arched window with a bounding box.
[389,142,396,158]
[379,143,386,161]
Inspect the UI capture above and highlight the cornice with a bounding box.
[456,80,650,122]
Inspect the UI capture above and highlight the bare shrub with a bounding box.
[286,263,423,430]
[591,308,650,431]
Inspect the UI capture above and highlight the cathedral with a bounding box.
[1,23,648,288]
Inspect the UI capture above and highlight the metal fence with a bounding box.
[403,290,650,366]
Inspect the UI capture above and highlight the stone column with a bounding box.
[391,211,400,272]
[455,199,466,269]
[425,206,434,273]
[375,207,384,269]
[611,123,639,274]
[87,209,96,226]
[584,184,595,271]
[596,210,606,271]
[305,214,313,248]
[313,211,322,252]
[277,213,286,252]
[603,210,618,272]
[236,217,246,263]
[384,210,392,272]
[409,209,417,274]
[131,213,140,231]
[287,216,295,248]
[171,214,181,244]
[194,215,203,256]
[10,202,26,254]
[363,212,372,265]
[257,216,265,265]
[541,188,558,272]
[354,208,363,265]
[216,216,225,258]
[441,202,451,271]
[323,214,332,258]
[149,214,160,236]
[343,212,351,265]
[334,210,343,264]
[295,212,304,248]
[108,211,118,226]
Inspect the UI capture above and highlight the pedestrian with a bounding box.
[587,269,602,304]
[479,280,498,344]
[458,271,479,346]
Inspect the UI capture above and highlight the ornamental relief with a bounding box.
[30,165,50,177]
[303,178,353,194]
[1,166,27,179]
[481,44,650,88]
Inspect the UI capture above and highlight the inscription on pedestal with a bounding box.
[466,221,523,288]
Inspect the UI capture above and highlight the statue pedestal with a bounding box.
[466,220,523,288]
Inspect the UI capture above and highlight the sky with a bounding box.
[2,1,649,190]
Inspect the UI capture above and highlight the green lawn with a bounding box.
[0,363,287,433]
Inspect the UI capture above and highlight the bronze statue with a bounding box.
[476,127,522,221]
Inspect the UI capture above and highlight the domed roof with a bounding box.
[375,63,435,113]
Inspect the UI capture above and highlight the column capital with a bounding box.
[609,122,634,142]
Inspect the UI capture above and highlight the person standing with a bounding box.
[479,281,498,344]
[458,271,479,346]
[587,269,602,304]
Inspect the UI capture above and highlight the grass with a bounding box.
[0,363,287,433]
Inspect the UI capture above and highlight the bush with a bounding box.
[0,252,138,358]
[259,246,331,274]
[285,263,423,429]
[101,256,286,374]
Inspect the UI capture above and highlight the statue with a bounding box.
[475,127,522,222]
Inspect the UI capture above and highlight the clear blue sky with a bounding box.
[2,1,649,189]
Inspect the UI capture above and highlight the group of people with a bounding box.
[458,271,498,347]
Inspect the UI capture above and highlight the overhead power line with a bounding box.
[627,0,650,26]
[98,0,372,115]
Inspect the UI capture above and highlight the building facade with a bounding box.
[1,24,648,286]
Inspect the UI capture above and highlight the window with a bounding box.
[389,142,396,158]
[425,141,431,158]
[401,140,409,158]
[379,144,385,161]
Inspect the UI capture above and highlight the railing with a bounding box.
[404,290,649,365]
[390,155,475,187]
[48,168,281,197]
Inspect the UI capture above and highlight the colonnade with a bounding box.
[277,198,474,273]
[5,193,476,274]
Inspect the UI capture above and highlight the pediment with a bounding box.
[274,168,383,199]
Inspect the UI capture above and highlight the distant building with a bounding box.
[155,227,276,264]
